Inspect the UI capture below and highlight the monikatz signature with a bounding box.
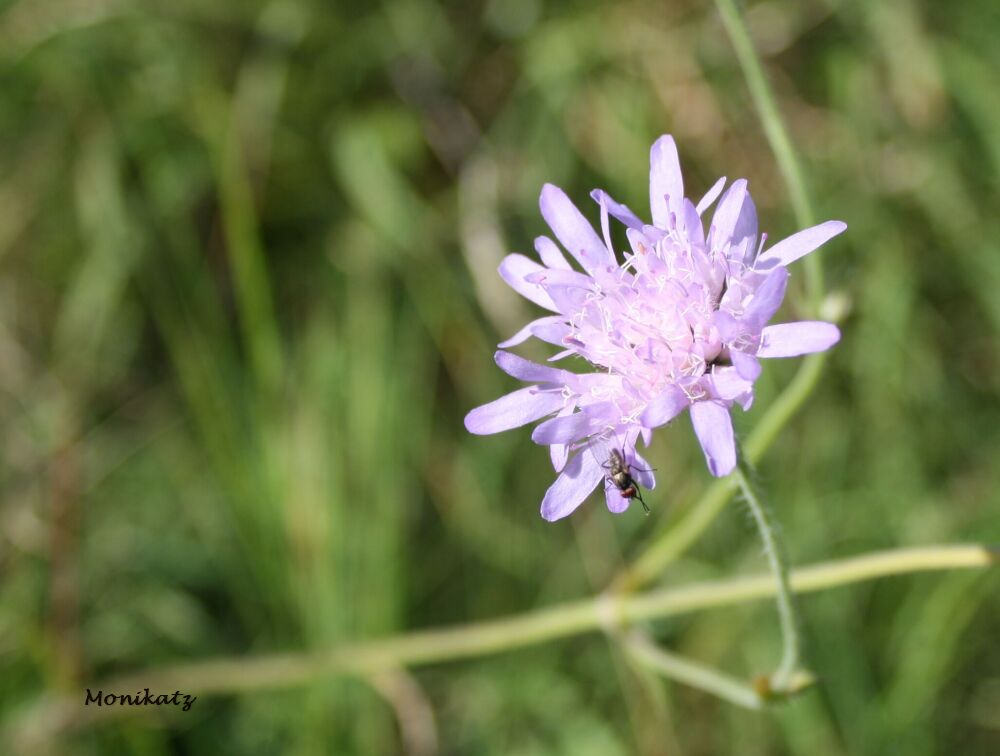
[85,688,197,711]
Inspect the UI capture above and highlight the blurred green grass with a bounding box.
[1,0,1000,753]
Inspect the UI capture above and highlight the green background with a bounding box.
[1,0,999,753]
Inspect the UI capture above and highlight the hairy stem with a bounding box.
[735,454,801,691]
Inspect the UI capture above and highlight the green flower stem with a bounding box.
[735,454,800,692]
[624,631,764,710]
[17,544,996,740]
[714,0,820,295]
[618,0,831,591]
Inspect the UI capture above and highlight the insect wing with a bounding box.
[585,434,619,475]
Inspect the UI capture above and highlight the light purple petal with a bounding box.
[640,386,689,428]
[626,227,656,257]
[534,236,573,270]
[539,184,614,273]
[529,319,572,346]
[531,402,614,444]
[757,321,841,358]
[727,236,755,268]
[709,179,748,249]
[498,254,558,311]
[681,199,704,248]
[497,322,534,349]
[690,401,736,477]
[548,406,575,472]
[731,349,762,381]
[494,350,565,383]
[605,482,630,514]
[743,266,789,331]
[710,367,754,402]
[465,387,565,435]
[631,448,656,489]
[551,443,568,472]
[714,310,742,342]
[756,220,847,269]
[524,267,594,291]
[649,135,684,228]
[731,189,757,250]
[597,191,615,260]
[696,176,727,215]
[498,316,564,348]
[542,282,592,317]
[540,450,605,521]
[590,189,643,230]
[547,348,575,362]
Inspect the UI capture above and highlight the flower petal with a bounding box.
[696,176,727,215]
[640,386,689,428]
[551,443,568,472]
[605,482,630,514]
[597,190,615,260]
[731,189,757,250]
[524,266,594,292]
[714,310,742,342]
[534,236,573,270]
[710,366,754,402]
[590,189,643,230]
[531,402,615,444]
[464,387,565,435]
[757,321,841,358]
[497,316,564,348]
[540,450,605,521]
[681,198,705,248]
[709,179,748,250]
[540,183,614,273]
[743,266,789,331]
[690,401,736,477]
[529,319,572,346]
[548,405,575,472]
[649,135,684,228]
[756,220,847,269]
[541,281,592,316]
[494,350,566,383]
[547,348,575,362]
[498,254,558,311]
[631,448,656,489]
[731,349,762,381]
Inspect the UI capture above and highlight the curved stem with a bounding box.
[735,454,800,691]
[16,544,996,740]
[624,631,763,710]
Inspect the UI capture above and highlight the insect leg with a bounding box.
[634,487,651,515]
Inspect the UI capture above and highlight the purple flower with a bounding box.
[465,135,845,521]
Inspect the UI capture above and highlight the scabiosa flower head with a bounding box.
[465,135,845,521]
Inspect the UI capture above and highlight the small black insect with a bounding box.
[604,446,652,515]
